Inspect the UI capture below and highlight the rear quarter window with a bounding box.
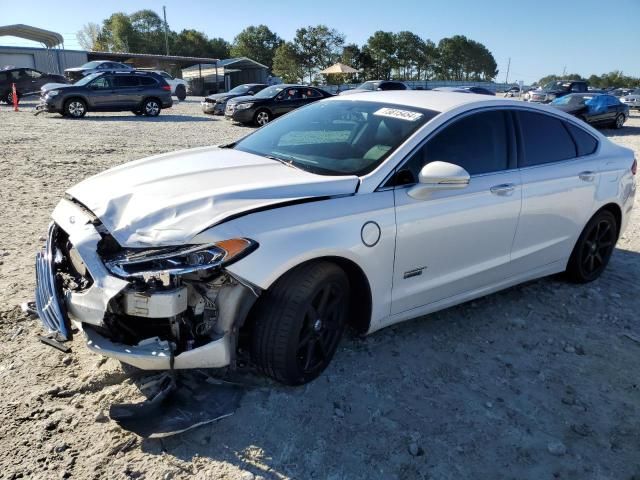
[517,111,576,167]
[565,122,598,156]
[140,77,158,86]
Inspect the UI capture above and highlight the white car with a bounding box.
[141,69,188,100]
[35,92,637,385]
[620,89,640,110]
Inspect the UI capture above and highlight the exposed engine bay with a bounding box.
[35,197,260,370]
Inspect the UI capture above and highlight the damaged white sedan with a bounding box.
[36,91,636,385]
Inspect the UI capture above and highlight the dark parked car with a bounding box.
[339,80,408,95]
[550,93,629,129]
[37,71,173,118]
[433,86,495,96]
[202,83,268,115]
[528,80,588,103]
[0,67,68,104]
[64,60,133,82]
[225,84,332,126]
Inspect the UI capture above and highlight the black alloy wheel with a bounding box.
[250,262,350,385]
[566,210,617,283]
[614,114,625,129]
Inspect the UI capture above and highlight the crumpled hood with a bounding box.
[66,146,359,247]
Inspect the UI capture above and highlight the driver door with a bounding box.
[391,109,522,315]
[273,88,303,116]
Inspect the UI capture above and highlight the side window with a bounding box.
[90,76,112,89]
[160,72,172,79]
[97,63,108,70]
[0,72,7,82]
[26,69,42,79]
[605,96,619,106]
[114,76,140,88]
[301,88,322,99]
[394,110,509,185]
[139,77,157,86]
[517,111,576,167]
[565,123,598,156]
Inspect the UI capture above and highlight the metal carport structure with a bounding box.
[0,24,65,73]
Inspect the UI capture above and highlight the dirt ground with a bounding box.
[0,98,639,480]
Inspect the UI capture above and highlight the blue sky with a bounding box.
[3,0,639,83]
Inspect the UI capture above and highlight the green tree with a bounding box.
[365,31,396,80]
[416,38,437,80]
[435,35,497,81]
[129,9,165,53]
[294,25,345,83]
[273,42,303,83]
[208,37,231,59]
[95,13,138,52]
[230,25,282,69]
[394,31,424,80]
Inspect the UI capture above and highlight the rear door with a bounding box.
[299,87,324,106]
[113,75,142,107]
[391,109,522,314]
[510,110,599,273]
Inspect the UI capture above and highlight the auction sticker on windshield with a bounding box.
[374,107,423,122]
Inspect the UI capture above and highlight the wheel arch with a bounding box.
[241,255,373,339]
[597,202,622,237]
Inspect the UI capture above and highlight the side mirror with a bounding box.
[407,161,470,200]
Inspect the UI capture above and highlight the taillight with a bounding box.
[162,85,171,91]
[632,158,637,176]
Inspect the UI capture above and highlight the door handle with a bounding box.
[579,171,596,182]
[490,183,515,196]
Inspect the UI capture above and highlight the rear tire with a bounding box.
[250,262,349,385]
[175,85,187,101]
[614,114,625,129]
[565,210,617,283]
[142,98,161,116]
[64,98,87,118]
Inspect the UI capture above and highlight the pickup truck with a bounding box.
[528,80,588,103]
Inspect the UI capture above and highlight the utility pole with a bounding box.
[163,6,170,56]
[562,65,567,77]
[504,57,511,84]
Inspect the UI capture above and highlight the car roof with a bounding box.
[325,90,522,113]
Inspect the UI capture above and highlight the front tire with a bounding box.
[565,210,617,283]
[142,98,161,116]
[254,109,271,127]
[250,262,350,385]
[64,98,87,118]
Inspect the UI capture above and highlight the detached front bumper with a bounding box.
[34,198,257,370]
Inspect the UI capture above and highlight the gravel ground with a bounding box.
[0,98,639,480]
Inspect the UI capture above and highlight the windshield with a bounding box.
[228,85,252,94]
[358,81,379,91]
[551,94,593,106]
[253,85,285,99]
[74,73,102,86]
[79,61,104,69]
[233,100,437,176]
[543,81,571,92]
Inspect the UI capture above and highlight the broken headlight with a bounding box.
[104,238,257,279]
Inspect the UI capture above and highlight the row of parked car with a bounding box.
[1,60,189,117]
[200,81,498,126]
[200,78,634,130]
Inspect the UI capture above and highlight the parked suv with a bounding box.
[528,80,588,103]
[0,67,68,104]
[38,71,173,118]
[64,61,133,82]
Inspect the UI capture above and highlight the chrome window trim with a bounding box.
[375,104,602,191]
[375,105,516,190]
